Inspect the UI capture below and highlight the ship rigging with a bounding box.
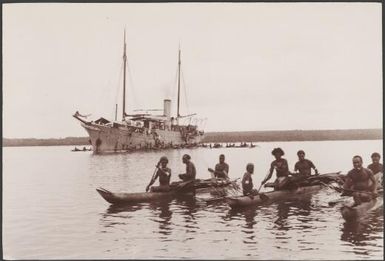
[73,32,205,153]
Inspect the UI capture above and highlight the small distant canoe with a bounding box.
[71,147,92,152]
[341,196,383,221]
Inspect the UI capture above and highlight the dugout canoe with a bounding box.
[226,184,324,208]
[340,187,383,221]
[96,178,238,204]
[340,195,383,221]
[226,172,343,208]
[340,172,383,221]
[96,187,190,204]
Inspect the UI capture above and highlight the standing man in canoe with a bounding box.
[368,152,383,188]
[261,148,290,190]
[292,150,319,182]
[146,156,172,192]
[213,154,229,179]
[344,155,377,206]
[242,163,257,196]
[178,154,196,182]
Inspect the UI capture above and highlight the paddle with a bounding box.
[321,181,380,197]
[328,188,383,206]
[320,182,356,206]
[208,168,216,182]
[253,183,269,201]
[257,171,272,201]
[146,161,160,192]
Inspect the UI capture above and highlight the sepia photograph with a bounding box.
[2,2,383,260]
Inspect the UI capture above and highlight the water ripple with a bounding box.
[3,144,383,259]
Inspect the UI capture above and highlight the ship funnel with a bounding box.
[163,99,171,119]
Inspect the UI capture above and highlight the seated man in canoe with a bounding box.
[178,154,196,182]
[343,155,378,206]
[146,156,172,192]
[292,150,319,183]
[261,148,291,190]
[242,163,258,196]
[368,152,383,188]
[208,154,229,180]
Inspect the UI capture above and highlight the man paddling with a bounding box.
[344,155,377,206]
[262,148,290,190]
[242,163,258,196]
[368,152,383,187]
[146,156,172,192]
[292,150,318,182]
[213,154,229,179]
[178,154,196,182]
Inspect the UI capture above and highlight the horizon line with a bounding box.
[3,127,383,140]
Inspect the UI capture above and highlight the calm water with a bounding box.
[3,140,383,259]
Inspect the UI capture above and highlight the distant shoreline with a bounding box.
[3,129,382,147]
[202,129,383,143]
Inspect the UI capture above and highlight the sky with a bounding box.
[3,3,382,138]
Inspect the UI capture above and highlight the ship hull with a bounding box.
[81,123,203,153]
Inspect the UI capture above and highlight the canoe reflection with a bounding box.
[226,197,314,246]
[106,203,146,214]
[100,195,201,238]
[341,210,383,247]
[274,199,312,229]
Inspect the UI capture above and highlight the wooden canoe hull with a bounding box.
[341,196,383,221]
[227,184,324,208]
[96,188,188,204]
[96,181,237,204]
[340,172,383,221]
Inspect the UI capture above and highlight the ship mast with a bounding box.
[122,30,127,120]
[177,47,181,125]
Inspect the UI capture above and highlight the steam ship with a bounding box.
[73,33,204,153]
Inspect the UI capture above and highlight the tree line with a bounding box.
[3,129,382,147]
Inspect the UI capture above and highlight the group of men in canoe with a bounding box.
[242,148,383,207]
[241,148,319,196]
[146,154,197,192]
[343,152,383,206]
[146,153,231,193]
[145,148,383,207]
